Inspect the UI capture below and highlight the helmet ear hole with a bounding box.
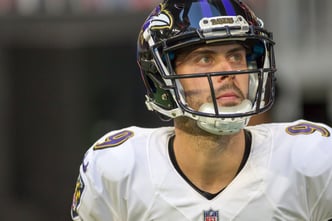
[145,73,176,110]
[154,88,176,110]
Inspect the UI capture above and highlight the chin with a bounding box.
[174,117,219,137]
[217,100,242,107]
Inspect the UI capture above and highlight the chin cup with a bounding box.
[196,100,252,135]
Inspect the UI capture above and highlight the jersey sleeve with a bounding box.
[310,168,332,220]
[70,128,139,221]
[283,120,332,219]
[71,171,117,220]
[70,154,120,221]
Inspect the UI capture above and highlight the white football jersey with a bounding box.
[71,120,332,220]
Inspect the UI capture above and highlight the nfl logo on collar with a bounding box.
[204,209,219,221]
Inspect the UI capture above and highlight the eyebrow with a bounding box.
[227,46,247,54]
[192,45,246,55]
[177,45,245,60]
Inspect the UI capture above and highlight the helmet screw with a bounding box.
[161,93,168,101]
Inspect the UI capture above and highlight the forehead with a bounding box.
[175,42,246,56]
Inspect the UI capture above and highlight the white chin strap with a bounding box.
[196,99,252,135]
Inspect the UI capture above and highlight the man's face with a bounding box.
[174,43,249,111]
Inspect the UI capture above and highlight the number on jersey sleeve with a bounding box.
[93,130,134,150]
[286,122,330,137]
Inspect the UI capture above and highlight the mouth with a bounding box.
[216,91,242,106]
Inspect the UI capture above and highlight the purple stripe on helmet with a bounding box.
[222,0,236,15]
[199,0,212,17]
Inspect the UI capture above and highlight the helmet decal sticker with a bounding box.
[143,3,173,32]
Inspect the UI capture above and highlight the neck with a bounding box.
[172,118,247,194]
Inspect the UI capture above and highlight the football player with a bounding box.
[71,0,332,220]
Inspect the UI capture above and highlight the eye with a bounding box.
[227,52,246,66]
[191,53,214,66]
[197,55,212,64]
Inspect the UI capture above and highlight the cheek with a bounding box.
[175,63,209,90]
[179,77,210,92]
[239,75,249,96]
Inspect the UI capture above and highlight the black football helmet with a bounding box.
[137,0,276,135]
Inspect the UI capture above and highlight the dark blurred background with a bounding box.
[0,0,331,220]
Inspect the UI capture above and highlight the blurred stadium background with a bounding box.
[0,0,331,220]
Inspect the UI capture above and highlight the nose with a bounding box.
[215,74,235,85]
[214,61,235,82]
